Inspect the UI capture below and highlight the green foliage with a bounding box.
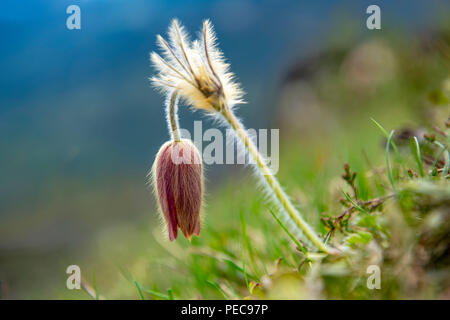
[70,111,448,300]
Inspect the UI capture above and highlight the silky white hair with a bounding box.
[150,19,244,112]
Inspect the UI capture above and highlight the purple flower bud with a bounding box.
[152,139,203,241]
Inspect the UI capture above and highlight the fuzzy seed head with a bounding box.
[152,139,203,241]
[150,19,244,112]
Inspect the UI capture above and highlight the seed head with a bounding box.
[150,19,244,112]
[152,139,203,241]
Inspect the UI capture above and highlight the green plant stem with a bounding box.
[168,91,181,142]
[221,106,334,254]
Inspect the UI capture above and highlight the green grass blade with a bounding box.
[443,150,450,176]
[433,141,447,172]
[371,118,401,156]
[206,280,229,299]
[117,264,149,300]
[371,117,389,136]
[223,258,253,278]
[386,130,397,192]
[239,242,250,293]
[324,231,332,245]
[141,287,170,300]
[239,210,259,277]
[268,208,307,254]
[340,189,368,213]
[371,118,406,175]
[134,280,146,300]
[190,250,258,281]
[410,136,425,177]
[117,264,134,283]
[167,288,174,300]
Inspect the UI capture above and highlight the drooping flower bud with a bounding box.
[152,139,203,241]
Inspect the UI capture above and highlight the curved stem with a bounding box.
[221,106,334,254]
[167,90,181,142]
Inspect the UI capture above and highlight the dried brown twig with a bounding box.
[323,194,395,241]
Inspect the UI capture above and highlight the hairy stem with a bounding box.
[167,90,181,142]
[221,106,334,254]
